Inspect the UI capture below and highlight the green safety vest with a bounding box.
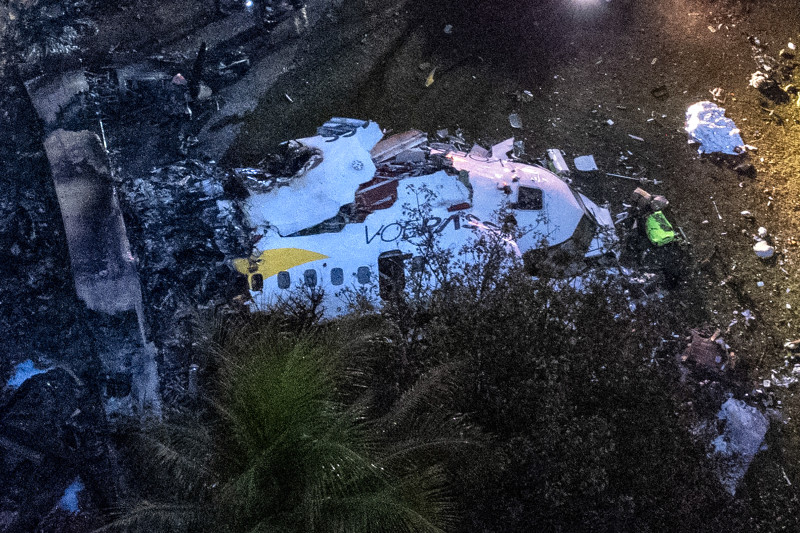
[645,211,675,246]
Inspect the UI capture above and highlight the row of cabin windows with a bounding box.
[249,254,426,293]
[251,266,373,291]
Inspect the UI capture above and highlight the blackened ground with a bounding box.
[0,66,127,533]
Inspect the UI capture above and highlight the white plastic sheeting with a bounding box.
[685,101,746,155]
[712,398,769,495]
[7,360,50,388]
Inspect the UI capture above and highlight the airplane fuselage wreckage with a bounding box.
[234,118,617,317]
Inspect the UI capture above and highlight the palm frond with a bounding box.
[92,501,209,533]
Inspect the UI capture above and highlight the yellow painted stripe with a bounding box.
[234,248,329,283]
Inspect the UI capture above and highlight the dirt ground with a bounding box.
[226,0,797,372]
[216,0,800,487]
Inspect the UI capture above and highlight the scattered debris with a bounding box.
[514,89,534,103]
[685,101,746,155]
[650,85,669,99]
[58,478,84,513]
[631,187,668,212]
[546,148,569,175]
[712,199,722,220]
[443,24,453,34]
[628,134,644,142]
[490,138,515,160]
[574,155,598,171]
[45,129,142,315]
[710,87,726,103]
[681,328,730,373]
[7,360,51,389]
[508,113,523,129]
[425,67,437,88]
[753,240,775,259]
[371,129,427,163]
[24,70,89,127]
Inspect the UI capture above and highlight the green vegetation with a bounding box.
[102,316,468,533]
[108,227,800,532]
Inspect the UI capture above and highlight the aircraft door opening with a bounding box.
[378,250,408,300]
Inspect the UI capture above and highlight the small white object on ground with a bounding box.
[754,240,775,259]
[574,155,599,171]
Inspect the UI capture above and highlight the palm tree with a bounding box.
[99,315,468,533]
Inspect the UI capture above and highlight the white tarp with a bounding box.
[685,101,746,155]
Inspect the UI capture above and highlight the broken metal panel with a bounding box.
[44,129,141,315]
[24,70,88,127]
[370,129,427,164]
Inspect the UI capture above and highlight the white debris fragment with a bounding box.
[753,240,775,259]
[490,138,515,160]
[574,155,599,171]
[757,227,768,238]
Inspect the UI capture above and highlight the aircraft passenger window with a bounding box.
[331,267,344,286]
[411,255,425,273]
[357,266,371,284]
[517,186,543,210]
[250,273,263,292]
[304,269,317,287]
[277,271,290,289]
